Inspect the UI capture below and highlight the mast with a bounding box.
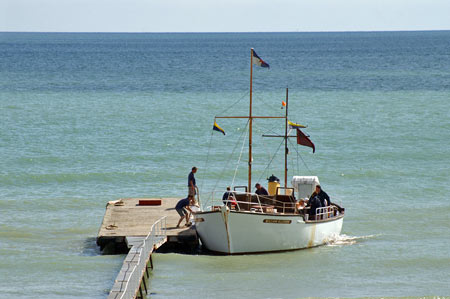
[249,49,254,193]
[284,88,288,189]
[216,49,282,193]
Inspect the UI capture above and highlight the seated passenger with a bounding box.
[222,186,233,204]
[254,183,269,196]
[222,186,238,210]
[306,195,322,220]
[296,198,306,212]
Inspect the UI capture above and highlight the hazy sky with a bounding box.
[1,0,450,32]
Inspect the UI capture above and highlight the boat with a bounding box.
[193,49,345,254]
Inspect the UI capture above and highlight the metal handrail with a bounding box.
[315,206,337,220]
[117,216,167,299]
[212,190,263,212]
[195,186,200,207]
[214,191,297,213]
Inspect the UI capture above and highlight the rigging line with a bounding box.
[216,91,250,116]
[251,120,289,183]
[254,92,287,116]
[287,128,297,175]
[289,140,298,176]
[231,120,249,188]
[260,129,272,162]
[254,84,294,118]
[252,120,294,177]
[200,129,215,199]
[210,120,249,198]
[250,120,277,155]
[255,121,288,137]
[256,138,285,184]
[252,122,275,179]
[292,142,299,175]
[284,133,297,175]
[288,137,313,175]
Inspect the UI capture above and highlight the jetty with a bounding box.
[97,197,199,298]
[97,197,198,253]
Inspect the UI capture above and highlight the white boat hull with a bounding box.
[194,206,344,254]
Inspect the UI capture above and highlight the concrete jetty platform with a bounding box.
[97,197,198,253]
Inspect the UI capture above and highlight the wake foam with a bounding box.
[325,233,380,246]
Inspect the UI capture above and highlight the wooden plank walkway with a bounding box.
[97,197,198,252]
[108,219,167,299]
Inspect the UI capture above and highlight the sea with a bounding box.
[0,31,449,298]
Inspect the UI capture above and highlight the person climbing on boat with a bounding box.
[175,195,195,228]
[188,167,197,197]
[254,183,269,196]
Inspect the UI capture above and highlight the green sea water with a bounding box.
[0,32,449,298]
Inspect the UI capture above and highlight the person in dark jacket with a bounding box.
[222,186,233,204]
[306,185,330,220]
[309,185,330,207]
[307,195,322,220]
[254,183,269,196]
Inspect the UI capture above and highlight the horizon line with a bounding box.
[1,29,450,34]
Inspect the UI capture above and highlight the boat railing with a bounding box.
[269,196,296,214]
[201,190,248,211]
[218,191,297,214]
[313,206,338,220]
[220,191,263,212]
[202,189,301,214]
[118,216,167,299]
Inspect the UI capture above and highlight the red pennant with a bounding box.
[296,128,315,153]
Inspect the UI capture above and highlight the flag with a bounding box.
[296,128,315,153]
[213,121,226,135]
[252,49,270,68]
[288,120,307,129]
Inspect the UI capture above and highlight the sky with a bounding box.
[1,0,450,32]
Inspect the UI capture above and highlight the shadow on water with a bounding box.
[81,237,103,256]
[94,232,378,257]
